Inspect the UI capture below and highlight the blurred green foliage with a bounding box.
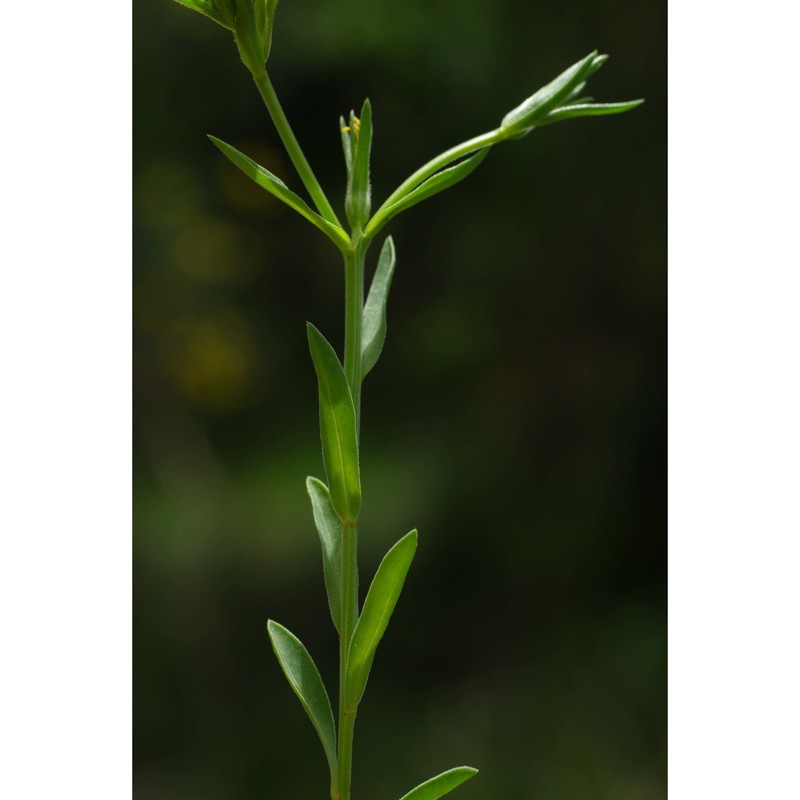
[134,0,665,798]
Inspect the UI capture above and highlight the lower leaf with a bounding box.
[399,767,479,800]
[267,620,338,779]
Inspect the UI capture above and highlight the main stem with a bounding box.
[337,237,367,800]
[253,71,342,228]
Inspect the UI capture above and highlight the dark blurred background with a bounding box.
[134,0,665,798]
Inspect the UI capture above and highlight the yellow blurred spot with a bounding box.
[158,309,264,413]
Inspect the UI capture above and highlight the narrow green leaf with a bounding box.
[346,98,373,228]
[306,477,344,634]
[267,620,338,778]
[307,323,361,523]
[173,0,235,29]
[398,767,479,800]
[366,149,489,237]
[361,236,397,380]
[500,51,598,134]
[340,115,353,177]
[208,135,351,251]
[541,99,644,125]
[345,530,418,708]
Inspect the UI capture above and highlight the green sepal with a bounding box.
[366,149,489,237]
[267,620,338,779]
[208,135,351,251]
[345,530,417,709]
[539,99,644,126]
[500,51,598,135]
[233,0,271,75]
[361,236,397,380]
[398,767,479,800]
[306,323,361,523]
[345,99,373,229]
[306,477,345,634]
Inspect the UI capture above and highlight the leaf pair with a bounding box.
[270,528,418,775]
[208,136,351,251]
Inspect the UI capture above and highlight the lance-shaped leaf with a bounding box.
[306,476,344,634]
[307,323,361,523]
[267,620,338,778]
[539,99,644,126]
[208,136,351,251]
[366,149,489,237]
[345,530,417,709]
[361,236,396,380]
[340,115,354,177]
[398,767,479,800]
[345,99,374,229]
[500,51,599,135]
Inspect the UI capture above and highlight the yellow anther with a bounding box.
[353,116,361,135]
[342,126,351,133]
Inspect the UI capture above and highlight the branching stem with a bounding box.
[253,71,342,228]
[368,128,507,230]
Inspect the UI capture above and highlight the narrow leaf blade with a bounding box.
[367,149,489,237]
[306,477,344,634]
[208,135,351,250]
[399,767,479,800]
[267,620,338,777]
[361,236,397,379]
[307,323,361,522]
[345,530,418,708]
[541,99,644,125]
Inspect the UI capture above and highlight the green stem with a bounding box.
[368,128,506,229]
[336,518,358,800]
[336,240,367,800]
[343,239,366,426]
[253,71,342,228]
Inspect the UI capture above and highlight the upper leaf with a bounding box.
[398,767,479,800]
[345,530,418,709]
[307,323,361,523]
[361,236,397,380]
[306,477,345,634]
[366,149,489,237]
[267,620,338,779]
[208,135,351,251]
[539,99,644,126]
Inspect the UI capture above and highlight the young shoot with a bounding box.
[171,2,643,799]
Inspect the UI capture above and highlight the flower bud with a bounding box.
[500,51,601,136]
[173,0,279,76]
